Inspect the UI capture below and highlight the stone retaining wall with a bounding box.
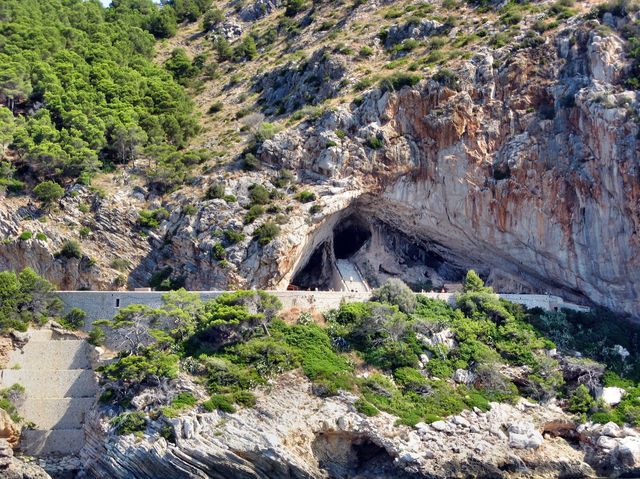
[57,290,590,327]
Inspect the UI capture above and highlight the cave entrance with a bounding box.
[333,214,371,260]
[311,432,421,478]
[289,213,372,291]
[289,242,336,291]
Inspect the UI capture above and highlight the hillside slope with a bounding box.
[0,0,638,316]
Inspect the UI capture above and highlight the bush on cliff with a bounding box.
[92,274,639,431]
[98,347,179,395]
[0,268,61,332]
[111,411,147,435]
[371,278,417,313]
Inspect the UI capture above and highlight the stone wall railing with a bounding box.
[57,290,590,327]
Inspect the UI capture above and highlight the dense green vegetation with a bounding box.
[0,384,26,422]
[0,268,61,333]
[91,271,640,437]
[0,0,200,191]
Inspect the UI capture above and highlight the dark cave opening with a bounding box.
[311,432,421,479]
[353,440,388,470]
[290,213,372,291]
[290,242,333,290]
[333,215,371,259]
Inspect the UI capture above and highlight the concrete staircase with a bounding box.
[0,328,97,456]
[336,259,370,293]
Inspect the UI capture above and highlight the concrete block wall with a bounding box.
[58,291,372,327]
[57,290,590,327]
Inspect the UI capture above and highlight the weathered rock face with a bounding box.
[0,439,51,479]
[239,0,282,21]
[81,372,610,479]
[254,47,348,115]
[0,185,150,290]
[0,12,636,321]
[0,410,20,448]
[259,22,640,315]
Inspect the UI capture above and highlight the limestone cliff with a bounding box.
[80,372,640,479]
[257,21,640,314]
[0,3,637,320]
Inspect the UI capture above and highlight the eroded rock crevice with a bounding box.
[312,432,419,479]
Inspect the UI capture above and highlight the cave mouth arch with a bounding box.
[333,214,371,260]
[289,212,372,290]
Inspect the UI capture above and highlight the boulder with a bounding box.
[453,368,476,385]
[508,422,544,449]
[595,386,625,406]
[615,437,640,468]
[430,421,449,432]
[596,435,618,450]
[601,421,622,438]
[0,410,20,448]
[0,439,51,479]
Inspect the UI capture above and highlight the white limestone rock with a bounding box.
[508,422,544,449]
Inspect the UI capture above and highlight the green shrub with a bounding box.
[208,102,224,114]
[568,385,595,414]
[99,349,179,385]
[367,136,384,149]
[500,10,522,25]
[234,35,258,61]
[244,205,265,224]
[138,208,169,229]
[111,258,131,272]
[426,358,454,378]
[248,184,270,205]
[278,322,353,393]
[394,367,429,392]
[206,183,225,200]
[19,231,32,241]
[232,390,257,408]
[202,7,224,31]
[57,240,82,259]
[591,410,623,425]
[212,242,226,261]
[295,190,316,203]
[62,308,86,330]
[149,266,185,291]
[462,270,492,293]
[79,226,91,238]
[0,384,25,422]
[379,72,421,92]
[359,46,374,57]
[285,0,307,16]
[33,181,64,206]
[372,279,417,313]
[111,412,146,435]
[35,232,47,241]
[433,68,460,90]
[168,392,198,413]
[224,229,245,245]
[183,204,197,216]
[355,398,379,416]
[253,221,281,245]
[203,395,236,413]
[88,326,105,346]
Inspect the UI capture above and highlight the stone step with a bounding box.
[0,369,98,398]
[7,340,90,370]
[19,398,95,430]
[21,429,85,456]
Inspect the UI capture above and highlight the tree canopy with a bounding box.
[0,0,200,187]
